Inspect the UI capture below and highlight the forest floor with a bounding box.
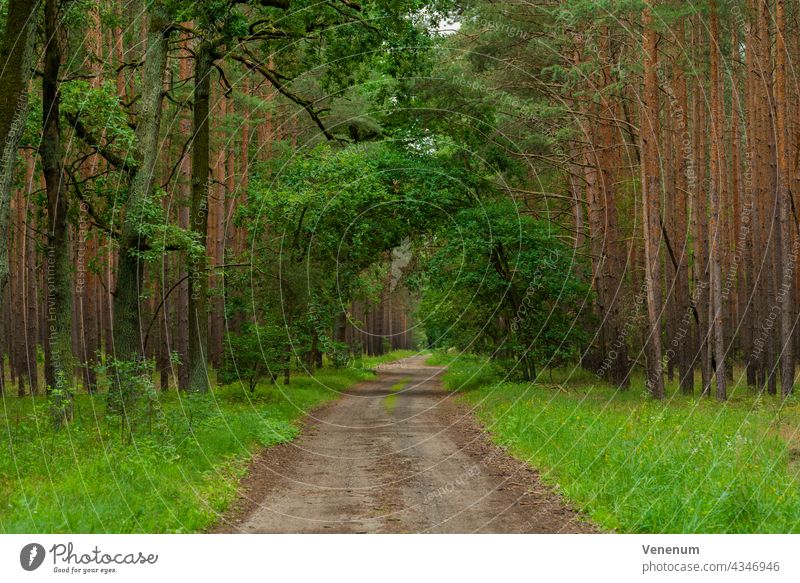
[215,355,593,533]
[431,354,800,533]
[0,354,410,533]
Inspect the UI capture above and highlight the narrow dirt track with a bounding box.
[217,355,594,533]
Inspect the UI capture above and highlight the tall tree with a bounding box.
[670,17,693,394]
[592,29,630,388]
[0,0,40,304]
[40,0,74,422]
[641,6,664,399]
[692,16,712,394]
[111,6,172,368]
[708,0,727,400]
[187,39,213,393]
[775,0,794,397]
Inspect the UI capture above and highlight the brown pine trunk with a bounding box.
[597,30,629,388]
[692,19,712,395]
[641,8,664,399]
[731,21,751,388]
[258,79,273,163]
[80,5,104,393]
[664,90,676,383]
[10,181,23,395]
[239,75,250,251]
[753,0,776,393]
[708,0,727,400]
[745,0,763,388]
[187,40,212,393]
[206,91,220,370]
[574,35,629,387]
[175,40,191,391]
[214,91,233,362]
[775,0,794,397]
[672,20,694,393]
[24,180,39,396]
[0,0,39,311]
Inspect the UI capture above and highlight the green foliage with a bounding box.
[247,142,469,271]
[248,0,443,96]
[130,189,204,263]
[419,199,588,377]
[218,323,290,391]
[47,370,76,429]
[325,340,352,368]
[95,357,166,443]
[231,141,471,368]
[61,80,135,159]
[440,356,800,533]
[0,353,413,533]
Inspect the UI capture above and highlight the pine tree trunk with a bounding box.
[753,0,776,393]
[745,0,763,388]
[641,8,664,399]
[672,19,694,393]
[709,0,727,400]
[775,0,794,397]
[692,19,712,394]
[731,21,751,388]
[24,185,39,395]
[188,40,212,393]
[597,30,630,388]
[0,0,39,308]
[10,183,23,395]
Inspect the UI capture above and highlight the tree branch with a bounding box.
[65,111,138,175]
[230,50,336,141]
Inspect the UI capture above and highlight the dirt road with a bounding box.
[217,355,593,533]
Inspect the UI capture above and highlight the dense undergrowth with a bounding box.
[430,352,800,533]
[0,351,413,533]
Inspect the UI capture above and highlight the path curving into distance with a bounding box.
[216,355,594,533]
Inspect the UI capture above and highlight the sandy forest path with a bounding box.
[217,355,593,533]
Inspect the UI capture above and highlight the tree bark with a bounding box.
[672,19,693,393]
[775,0,794,397]
[708,0,727,400]
[641,7,664,399]
[692,18,712,395]
[112,10,171,367]
[188,40,213,393]
[731,21,752,389]
[41,0,75,423]
[0,0,40,308]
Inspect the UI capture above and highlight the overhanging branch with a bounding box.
[65,111,138,175]
[231,50,335,141]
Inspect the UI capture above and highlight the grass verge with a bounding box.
[432,352,800,533]
[0,351,410,533]
[383,377,411,413]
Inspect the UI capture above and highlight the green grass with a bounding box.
[0,351,411,533]
[383,378,411,413]
[423,351,459,367]
[433,352,800,533]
